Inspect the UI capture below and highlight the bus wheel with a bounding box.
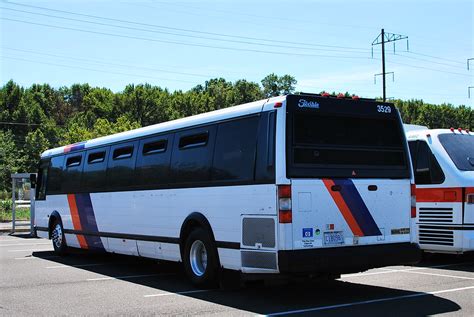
[51,220,67,255]
[183,228,219,287]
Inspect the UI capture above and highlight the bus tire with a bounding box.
[51,219,67,255]
[183,228,219,288]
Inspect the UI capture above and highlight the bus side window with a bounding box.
[171,126,216,185]
[36,159,50,200]
[414,141,445,185]
[255,111,276,183]
[212,116,259,183]
[82,147,109,193]
[135,134,174,188]
[107,141,138,191]
[47,156,64,195]
[62,153,85,193]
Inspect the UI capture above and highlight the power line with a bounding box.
[1,17,374,60]
[1,56,201,85]
[1,2,372,52]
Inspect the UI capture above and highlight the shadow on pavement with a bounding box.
[31,249,462,316]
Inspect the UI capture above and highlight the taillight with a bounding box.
[278,185,292,223]
[411,184,417,218]
[467,194,474,204]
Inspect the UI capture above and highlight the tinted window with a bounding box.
[411,141,445,185]
[62,153,84,193]
[438,134,474,171]
[255,111,276,183]
[135,135,173,188]
[212,116,259,183]
[47,156,64,195]
[36,159,50,200]
[107,142,138,191]
[82,148,109,192]
[171,126,216,185]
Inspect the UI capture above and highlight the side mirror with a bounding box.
[30,174,37,189]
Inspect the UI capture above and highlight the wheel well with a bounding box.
[48,211,61,239]
[179,213,217,259]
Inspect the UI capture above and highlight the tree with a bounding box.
[261,73,297,97]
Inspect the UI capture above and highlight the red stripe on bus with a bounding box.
[416,188,463,203]
[323,179,364,237]
[466,187,474,195]
[67,194,88,249]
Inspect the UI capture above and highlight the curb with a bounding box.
[0,228,31,234]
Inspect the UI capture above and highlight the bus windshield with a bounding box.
[438,133,474,171]
[286,95,410,179]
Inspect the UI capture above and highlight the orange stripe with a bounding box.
[67,194,88,249]
[323,179,364,237]
[416,188,463,203]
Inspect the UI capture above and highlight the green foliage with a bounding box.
[0,76,472,193]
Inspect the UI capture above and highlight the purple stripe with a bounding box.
[75,193,105,250]
[333,179,382,236]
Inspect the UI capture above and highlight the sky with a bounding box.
[0,0,473,107]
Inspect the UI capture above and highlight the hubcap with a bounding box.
[189,240,208,277]
[52,224,63,249]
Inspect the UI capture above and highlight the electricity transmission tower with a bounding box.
[372,29,409,101]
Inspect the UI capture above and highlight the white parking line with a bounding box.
[86,273,166,281]
[8,248,52,252]
[342,262,474,278]
[15,255,60,260]
[265,285,474,316]
[403,270,474,280]
[46,263,113,269]
[144,289,211,297]
[0,243,50,247]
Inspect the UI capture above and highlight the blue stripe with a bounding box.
[75,193,105,250]
[333,179,382,236]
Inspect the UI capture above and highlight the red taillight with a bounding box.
[274,102,283,108]
[278,185,292,223]
[336,93,344,99]
[321,92,330,97]
[411,184,417,218]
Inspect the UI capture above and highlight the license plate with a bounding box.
[324,231,345,245]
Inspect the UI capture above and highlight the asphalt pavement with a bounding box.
[1,234,473,316]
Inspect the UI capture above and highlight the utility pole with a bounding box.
[372,29,408,101]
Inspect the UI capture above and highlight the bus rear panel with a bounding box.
[277,94,420,274]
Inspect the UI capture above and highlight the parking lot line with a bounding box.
[46,263,115,269]
[0,242,51,247]
[403,270,474,280]
[144,289,211,297]
[265,285,474,316]
[15,255,60,260]
[342,261,474,278]
[7,248,52,252]
[86,273,167,281]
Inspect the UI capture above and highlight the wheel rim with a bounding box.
[52,223,63,249]
[189,240,207,277]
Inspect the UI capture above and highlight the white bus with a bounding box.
[33,94,420,286]
[406,126,474,254]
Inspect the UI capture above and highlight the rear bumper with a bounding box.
[278,242,421,274]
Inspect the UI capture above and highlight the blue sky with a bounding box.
[1,0,472,107]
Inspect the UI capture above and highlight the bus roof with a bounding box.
[41,96,285,158]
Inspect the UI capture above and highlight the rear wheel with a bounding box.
[51,219,67,255]
[183,228,219,287]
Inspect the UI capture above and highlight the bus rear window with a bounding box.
[438,134,474,171]
[287,110,409,179]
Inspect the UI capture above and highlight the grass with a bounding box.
[0,207,30,222]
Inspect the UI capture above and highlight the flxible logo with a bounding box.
[298,99,320,109]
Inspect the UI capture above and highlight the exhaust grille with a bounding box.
[419,227,454,246]
[419,207,453,223]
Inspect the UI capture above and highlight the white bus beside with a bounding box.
[406,127,474,254]
[33,93,420,286]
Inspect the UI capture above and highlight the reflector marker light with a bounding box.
[274,102,283,108]
[450,127,455,132]
[458,128,463,132]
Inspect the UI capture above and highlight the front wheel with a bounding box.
[51,220,67,255]
[183,228,219,287]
